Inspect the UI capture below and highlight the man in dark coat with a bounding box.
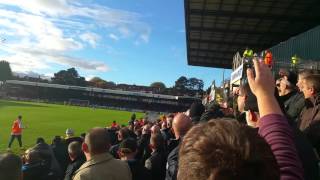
[64,141,85,180]
[278,71,305,124]
[119,138,151,180]
[298,75,320,155]
[165,113,192,180]
[145,133,167,180]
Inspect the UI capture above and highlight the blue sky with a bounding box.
[0,0,231,89]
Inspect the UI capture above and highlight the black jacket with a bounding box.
[292,127,320,180]
[22,160,54,180]
[127,159,151,180]
[281,91,305,124]
[51,142,69,173]
[109,143,121,159]
[165,142,180,180]
[136,134,151,163]
[64,155,85,180]
[145,150,167,180]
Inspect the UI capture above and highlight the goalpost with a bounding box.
[68,98,90,107]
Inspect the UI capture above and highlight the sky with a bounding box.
[0,0,231,89]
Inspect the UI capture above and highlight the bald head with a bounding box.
[85,127,110,155]
[173,113,192,139]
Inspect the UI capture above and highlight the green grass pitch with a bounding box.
[0,100,144,154]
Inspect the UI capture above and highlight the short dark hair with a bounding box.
[0,153,22,180]
[85,127,110,154]
[178,119,279,180]
[119,138,137,154]
[119,127,131,139]
[150,133,165,151]
[36,137,45,144]
[68,141,83,157]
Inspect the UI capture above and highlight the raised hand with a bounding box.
[246,59,282,116]
[247,59,275,98]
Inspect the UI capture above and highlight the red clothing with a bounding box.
[111,122,118,128]
[11,120,22,135]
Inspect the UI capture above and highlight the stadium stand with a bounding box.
[4,80,200,112]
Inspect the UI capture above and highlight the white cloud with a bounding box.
[85,75,96,81]
[80,32,101,48]
[0,0,150,74]
[109,33,119,41]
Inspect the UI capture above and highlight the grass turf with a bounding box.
[0,99,143,154]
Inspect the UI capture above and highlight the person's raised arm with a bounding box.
[246,60,282,116]
[247,60,304,180]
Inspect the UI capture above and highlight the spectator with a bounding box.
[276,78,282,93]
[200,102,224,122]
[128,123,138,140]
[298,75,320,131]
[151,125,161,135]
[188,101,205,124]
[278,71,304,123]
[109,127,131,159]
[237,83,259,127]
[73,127,132,180]
[33,137,62,178]
[64,141,85,180]
[0,153,22,180]
[119,138,151,180]
[136,124,152,164]
[296,69,318,92]
[51,136,69,174]
[239,82,319,180]
[162,115,175,150]
[111,120,118,128]
[178,59,304,180]
[145,133,167,180]
[278,68,289,78]
[298,75,320,155]
[166,113,192,180]
[80,133,86,141]
[178,119,280,180]
[22,149,52,180]
[65,128,83,146]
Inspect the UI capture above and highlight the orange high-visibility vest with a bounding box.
[11,120,22,135]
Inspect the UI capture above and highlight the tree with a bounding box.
[188,77,204,91]
[150,82,166,91]
[51,68,86,86]
[174,76,188,90]
[0,60,12,84]
[89,77,116,89]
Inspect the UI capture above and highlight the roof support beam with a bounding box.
[189,26,286,36]
[189,9,320,22]
[189,39,268,49]
[189,48,237,54]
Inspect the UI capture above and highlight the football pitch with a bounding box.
[0,99,143,153]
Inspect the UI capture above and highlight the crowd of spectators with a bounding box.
[1,60,320,180]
